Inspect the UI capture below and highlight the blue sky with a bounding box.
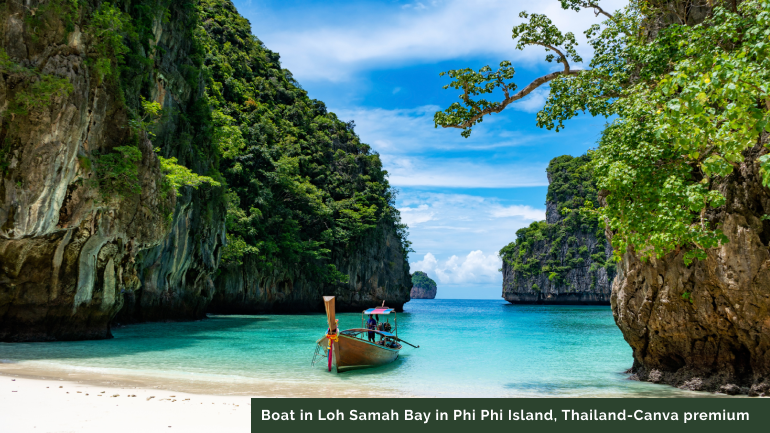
[231,0,625,299]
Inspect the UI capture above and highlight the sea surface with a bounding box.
[0,300,708,397]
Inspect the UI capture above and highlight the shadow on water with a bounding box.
[0,315,274,362]
[501,381,714,397]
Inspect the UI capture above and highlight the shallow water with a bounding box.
[0,300,707,397]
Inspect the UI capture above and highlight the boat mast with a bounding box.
[323,296,337,334]
[323,296,338,372]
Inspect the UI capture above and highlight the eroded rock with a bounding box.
[211,223,411,313]
[0,1,223,341]
[612,143,770,394]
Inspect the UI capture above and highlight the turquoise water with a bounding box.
[0,300,703,397]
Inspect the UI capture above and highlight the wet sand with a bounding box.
[0,361,400,399]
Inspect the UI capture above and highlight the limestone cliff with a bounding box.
[201,0,412,314]
[612,142,770,396]
[0,0,224,341]
[0,0,410,341]
[500,155,614,305]
[211,223,411,313]
[410,271,436,299]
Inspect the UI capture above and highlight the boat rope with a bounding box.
[326,333,338,349]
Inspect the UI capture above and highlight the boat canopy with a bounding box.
[363,307,394,315]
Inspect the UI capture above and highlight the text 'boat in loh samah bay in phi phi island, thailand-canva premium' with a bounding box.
[312,296,420,372]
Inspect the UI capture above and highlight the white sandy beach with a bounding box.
[1,375,252,433]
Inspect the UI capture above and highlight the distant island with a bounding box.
[410,272,437,299]
[499,155,613,305]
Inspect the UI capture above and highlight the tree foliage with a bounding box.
[439,0,770,264]
[87,2,134,82]
[158,155,221,196]
[92,145,143,199]
[197,0,409,280]
[0,49,73,117]
[2,0,408,288]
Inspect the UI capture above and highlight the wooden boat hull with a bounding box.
[333,334,399,372]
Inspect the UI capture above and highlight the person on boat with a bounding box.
[366,315,378,342]
[378,336,397,348]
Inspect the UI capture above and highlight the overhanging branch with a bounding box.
[585,2,614,21]
[443,69,583,130]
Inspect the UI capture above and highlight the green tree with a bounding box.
[87,2,135,83]
[0,49,73,118]
[437,0,770,264]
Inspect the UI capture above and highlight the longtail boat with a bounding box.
[312,296,419,372]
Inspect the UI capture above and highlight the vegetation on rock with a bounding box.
[436,0,770,266]
[92,145,143,199]
[436,0,770,393]
[0,0,411,340]
[499,155,614,289]
[411,271,437,292]
[196,0,409,283]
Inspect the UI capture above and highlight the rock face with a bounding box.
[111,2,226,325]
[410,271,437,299]
[612,142,770,395]
[211,224,411,313]
[0,1,225,341]
[500,155,614,305]
[0,1,410,341]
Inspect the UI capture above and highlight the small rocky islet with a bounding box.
[410,271,437,299]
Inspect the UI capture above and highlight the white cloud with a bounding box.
[511,87,549,113]
[411,252,439,274]
[399,204,435,226]
[335,105,542,153]
[398,192,544,264]
[258,0,630,82]
[411,250,501,285]
[330,104,581,188]
[489,204,545,220]
[330,103,605,189]
[384,156,548,188]
[403,2,429,10]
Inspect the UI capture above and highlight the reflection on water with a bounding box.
[0,300,709,397]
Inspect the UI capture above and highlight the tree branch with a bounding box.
[443,68,583,130]
[585,2,614,21]
[533,42,571,72]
